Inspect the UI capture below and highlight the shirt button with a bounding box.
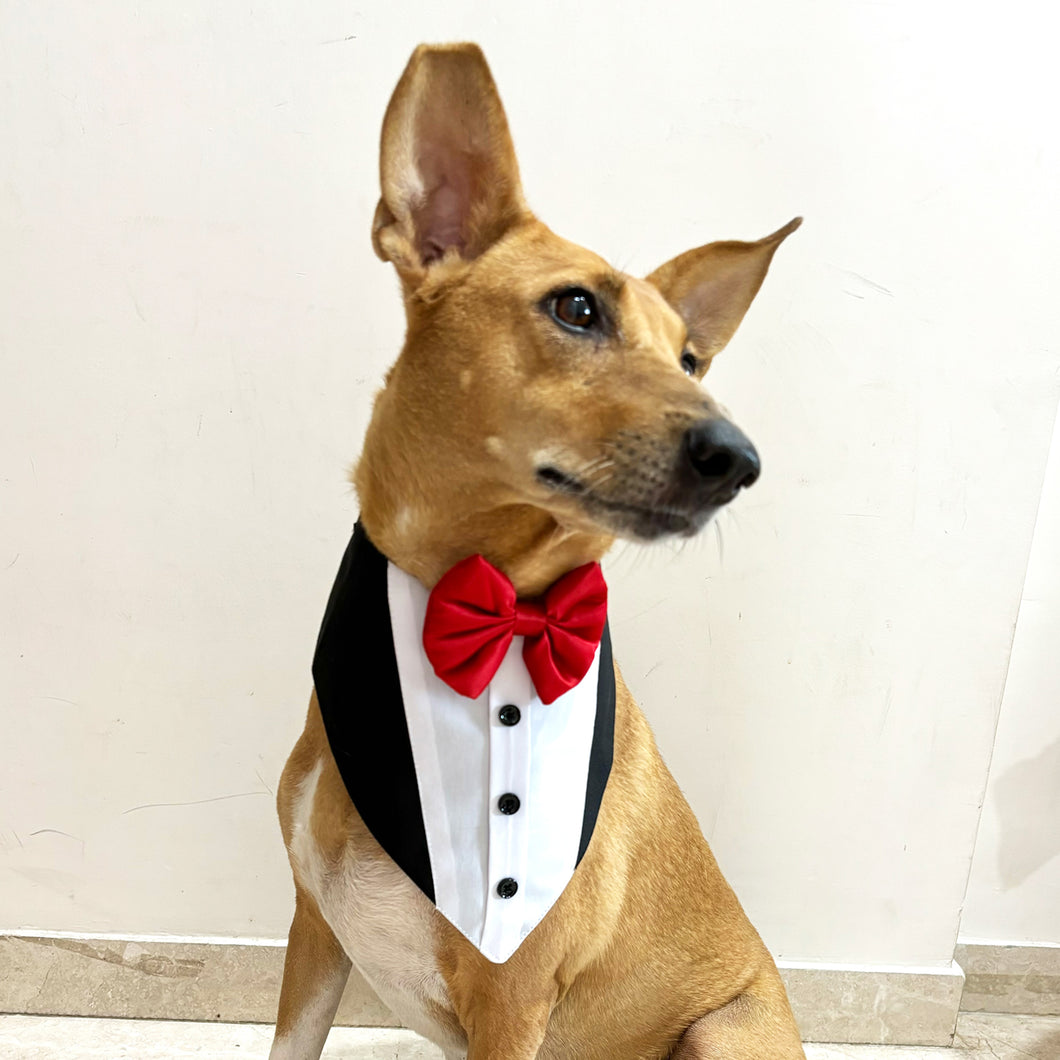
[497,793,521,815]
[496,877,518,899]
[498,704,521,726]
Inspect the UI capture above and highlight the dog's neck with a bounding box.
[356,459,612,597]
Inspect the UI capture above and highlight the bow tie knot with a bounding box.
[422,555,607,704]
[513,599,547,638]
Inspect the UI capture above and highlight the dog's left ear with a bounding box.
[646,217,802,367]
[372,43,530,283]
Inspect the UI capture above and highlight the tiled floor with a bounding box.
[0,1012,1057,1060]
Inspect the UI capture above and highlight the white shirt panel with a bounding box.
[480,646,532,962]
[520,647,600,944]
[387,562,599,964]
[387,565,490,943]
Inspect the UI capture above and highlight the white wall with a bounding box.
[960,403,1060,947]
[2,1,1059,968]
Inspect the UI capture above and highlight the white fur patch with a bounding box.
[394,505,416,537]
[288,757,466,1057]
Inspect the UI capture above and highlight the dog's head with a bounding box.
[357,44,798,583]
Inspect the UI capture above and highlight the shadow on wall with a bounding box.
[994,736,1060,889]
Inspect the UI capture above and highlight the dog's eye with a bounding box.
[551,289,598,331]
[680,350,698,376]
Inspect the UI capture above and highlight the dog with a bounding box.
[269,43,804,1060]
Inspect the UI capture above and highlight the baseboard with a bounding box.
[0,933,394,1028]
[778,960,963,1046]
[1,932,963,1046]
[955,940,1060,1016]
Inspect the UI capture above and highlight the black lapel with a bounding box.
[577,620,615,863]
[312,523,435,902]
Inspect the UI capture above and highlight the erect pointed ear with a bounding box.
[371,43,530,282]
[646,217,802,367]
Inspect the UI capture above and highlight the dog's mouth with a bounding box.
[535,466,585,495]
[536,465,710,540]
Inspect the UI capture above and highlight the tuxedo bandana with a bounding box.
[312,523,616,964]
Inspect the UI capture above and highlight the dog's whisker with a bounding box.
[574,456,615,482]
[584,469,616,491]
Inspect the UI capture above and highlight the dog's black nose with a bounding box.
[683,418,761,497]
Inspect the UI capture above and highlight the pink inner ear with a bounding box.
[415,176,471,263]
[411,98,481,263]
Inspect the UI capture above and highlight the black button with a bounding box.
[497,793,521,815]
[496,877,518,899]
[498,704,521,726]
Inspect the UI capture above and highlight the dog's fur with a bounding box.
[269,44,804,1060]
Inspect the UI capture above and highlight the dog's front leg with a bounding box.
[268,889,352,1060]
[670,976,806,1060]
[447,965,554,1060]
[463,999,551,1060]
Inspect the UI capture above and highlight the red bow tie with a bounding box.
[422,555,607,705]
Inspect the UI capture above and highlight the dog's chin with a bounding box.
[535,467,719,542]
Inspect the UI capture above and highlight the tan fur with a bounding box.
[270,43,803,1060]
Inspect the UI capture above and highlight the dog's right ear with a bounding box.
[372,44,530,283]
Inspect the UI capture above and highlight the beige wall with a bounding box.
[961,404,1060,947]
[2,1,1059,969]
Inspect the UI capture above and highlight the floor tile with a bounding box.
[0,1011,1057,1059]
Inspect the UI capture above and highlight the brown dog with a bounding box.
[269,43,803,1060]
